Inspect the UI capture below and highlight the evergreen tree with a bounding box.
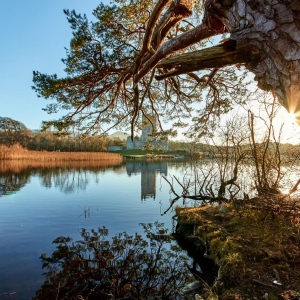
[32,0,300,138]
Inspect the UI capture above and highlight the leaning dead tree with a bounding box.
[33,0,300,135]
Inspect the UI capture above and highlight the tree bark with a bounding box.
[136,23,220,83]
[154,0,300,121]
[155,39,261,79]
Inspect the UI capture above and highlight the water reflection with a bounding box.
[126,161,168,200]
[0,160,192,299]
[0,160,124,196]
[0,172,30,196]
[40,168,93,193]
[0,160,170,198]
[33,223,192,300]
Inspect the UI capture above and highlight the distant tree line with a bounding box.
[0,117,125,152]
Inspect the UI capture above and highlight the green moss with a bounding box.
[175,203,300,299]
[268,293,279,300]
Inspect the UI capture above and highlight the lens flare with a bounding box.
[272,107,300,144]
[286,103,300,125]
[288,112,297,123]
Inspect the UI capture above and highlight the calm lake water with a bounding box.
[0,160,193,300]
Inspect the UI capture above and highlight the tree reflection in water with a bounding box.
[0,172,30,196]
[0,160,125,195]
[34,223,193,300]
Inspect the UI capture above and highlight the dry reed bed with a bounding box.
[0,160,123,173]
[0,145,122,162]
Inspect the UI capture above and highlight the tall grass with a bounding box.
[0,160,124,173]
[0,144,123,162]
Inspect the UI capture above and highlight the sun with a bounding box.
[287,111,297,123]
[284,98,300,125]
[276,107,296,124]
[272,108,300,144]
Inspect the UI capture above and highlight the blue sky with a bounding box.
[0,1,108,130]
[1,1,298,142]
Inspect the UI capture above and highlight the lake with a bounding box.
[0,159,194,299]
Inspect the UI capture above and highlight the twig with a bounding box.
[162,175,180,198]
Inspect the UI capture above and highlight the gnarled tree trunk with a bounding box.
[140,0,300,122]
